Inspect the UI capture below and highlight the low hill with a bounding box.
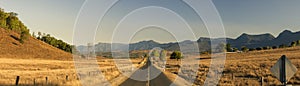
[0,28,72,60]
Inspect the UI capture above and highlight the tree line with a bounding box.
[32,32,73,53]
[226,40,300,52]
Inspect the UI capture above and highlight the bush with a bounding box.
[256,47,262,50]
[241,46,249,52]
[232,48,239,52]
[279,44,287,48]
[170,51,182,60]
[272,46,277,49]
[19,30,29,43]
[226,44,232,52]
[263,46,271,50]
[291,41,297,47]
[249,48,255,51]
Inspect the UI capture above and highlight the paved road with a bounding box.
[120,58,173,86]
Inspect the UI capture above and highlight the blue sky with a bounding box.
[0,0,300,44]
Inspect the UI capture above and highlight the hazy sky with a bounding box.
[1,0,300,44]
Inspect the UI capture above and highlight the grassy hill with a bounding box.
[0,28,72,60]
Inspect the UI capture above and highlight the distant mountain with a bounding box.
[273,30,300,46]
[77,30,300,54]
[228,33,275,48]
[228,30,300,49]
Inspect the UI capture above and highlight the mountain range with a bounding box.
[77,30,300,53]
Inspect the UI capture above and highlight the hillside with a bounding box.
[0,28,72,60]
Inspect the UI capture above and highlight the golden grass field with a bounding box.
[1,27,300,86]
[0,57,144,86]
[1,47,300,86]
[164,46,300,86]
[1,46,300,85]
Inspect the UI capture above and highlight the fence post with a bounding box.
[45,77,48,85]
[15,76,20,86]
[261,77,264,86]
[33,78,36,86]
[66,75,68,81]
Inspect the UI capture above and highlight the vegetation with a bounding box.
[159,50,167,60]
[0,8,73,53]
[35,32,73,53]
[170,51,182,60]
[151,50,160,57]
[241,46,249,52]
[225,44,232,52]
[0,8,30,43]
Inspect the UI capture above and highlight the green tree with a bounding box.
[241,46,249,52]
[256,47,262,50]
[272,46,277,49]
[225,44,232,52]
[296,40,300,46]
[232,48,239,52]
[291,41,297,47]
[151,50,160,57]
[159,50,167,61]
[263,46,271,50]
[279,44,287,48]
[249,48,255,51]
[170,51,182,60]
[19,30,29,43]
[32,32,36,38]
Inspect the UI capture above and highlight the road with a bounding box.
[120,58,173,86]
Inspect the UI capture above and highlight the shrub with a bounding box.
[263,46,271,50]
[232,48,239,52]
[272,46,277,49]
[279,44,287,48]
[226,44,232,52]
[241,46,249,52]
[170,51,182,60]
[249,48,255,51]
[291,41,297,47]
[19,30,29,43]
[256,47,262,50]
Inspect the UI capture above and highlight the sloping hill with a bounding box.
[0,28,72,60]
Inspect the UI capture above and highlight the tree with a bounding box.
[279,44,287,48]
[232,48,239,52]
[291,41,297,47]
[263,46,271,50]
[32,32,36,38]
[272,46,277,49]
[225,44,232,52]
[170,51,182,60]
[37,32,41,38]
[151,50,160,57]
[241,46,249,52]
[19,30,29,43]
[159,50,167,61]
[256,47,262,51]
[249,48,255,51]
[296,40,300,46]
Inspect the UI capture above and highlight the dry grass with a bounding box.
[0,28,72,60]
[0,57,144,86]
[164,46,300,86]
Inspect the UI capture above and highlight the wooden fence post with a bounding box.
[33,78,36,86]
[15,76,20,86]
[66,75,68,81]
[261,77,264,86]
[45,77,48,85]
